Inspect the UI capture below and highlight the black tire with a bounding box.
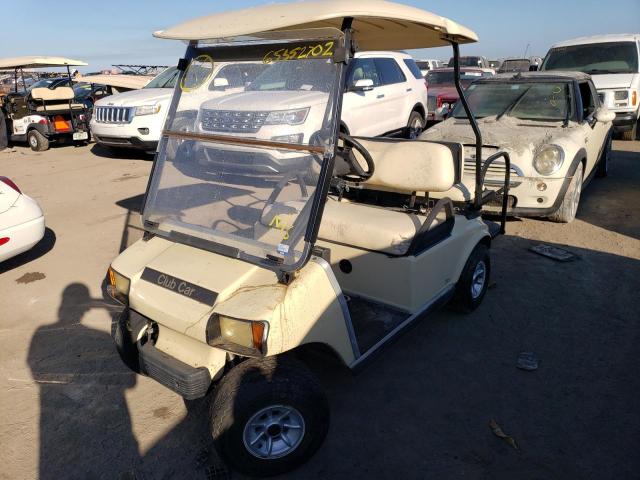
[406,110,425,139]
[27,129,49,152]
[211,356,329,477]
[621,120,637,141]
[549,162,584,223]
[451,243,490,312]
[596,132,612,178]
[111,311,141,374]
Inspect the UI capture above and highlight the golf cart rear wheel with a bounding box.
[211,356,329,477]
[452,243,490,312]
[27,129,49,152]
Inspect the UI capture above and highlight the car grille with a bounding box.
[201,109,269,133]
[464,157,522,187]
[94,106,134,124]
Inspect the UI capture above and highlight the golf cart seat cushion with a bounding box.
[35,103,85,112]
[352,139,457,193]
[31,86,75,102]
[260,197,446,256]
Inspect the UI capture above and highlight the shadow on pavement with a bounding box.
[578,146,640,240]
[0,227,56,274]
[91,143,154,161]
[27,283,140,480]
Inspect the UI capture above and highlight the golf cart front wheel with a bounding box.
[27,129,49,151]
[211,356,329,477]
[452,243,490,312]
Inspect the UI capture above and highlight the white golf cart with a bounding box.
[0,56,91,151]
[107,1,511,476]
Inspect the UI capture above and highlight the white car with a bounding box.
[542,34,640,140]
[90,63,268,153]
[422,72,615,223]
[0,176,45,263]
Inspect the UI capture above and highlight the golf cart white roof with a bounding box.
[153,0,478,48]
[74,74,152,90]
[0,56,88,69]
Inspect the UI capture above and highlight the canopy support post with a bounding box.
[450,41,483,210]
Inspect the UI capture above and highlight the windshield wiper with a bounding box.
[496,86,532,120]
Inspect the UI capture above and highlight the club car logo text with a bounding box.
[141,268,218,305]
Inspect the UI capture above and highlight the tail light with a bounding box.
[0,237,9,247]
[633,90,637,107]
[38,118,49,125]
[0,176,21,193]
[53,115,72,132]
[436,96,443,108]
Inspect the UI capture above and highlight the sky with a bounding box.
[1,0,639,73]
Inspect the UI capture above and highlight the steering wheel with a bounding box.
[337,132,375,181]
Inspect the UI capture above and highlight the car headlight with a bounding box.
[206,314,268,356]
[107,267,130,305]
[533,145,564,176]
[614,90,628,100]
[135,104,161,116]
[271,133,304,144]
[264,108,309,125]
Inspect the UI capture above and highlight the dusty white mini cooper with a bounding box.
[423,72,615,222]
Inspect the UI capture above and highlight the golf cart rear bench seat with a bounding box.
[30,86,84,112]
[262,139,458,256]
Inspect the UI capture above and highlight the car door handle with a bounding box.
[406,88,413,92]
[377,94,385,99]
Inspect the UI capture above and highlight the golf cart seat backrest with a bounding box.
[351,139,459,193]
[31,87,74,102]
[30,86,84,112]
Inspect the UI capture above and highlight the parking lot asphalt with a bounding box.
[1,140,639,480]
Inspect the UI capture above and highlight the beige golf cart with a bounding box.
[0,56,91,151]
[107,1,511,476]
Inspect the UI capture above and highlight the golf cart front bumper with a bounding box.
[113,307,212,400]
[612,111,638,133]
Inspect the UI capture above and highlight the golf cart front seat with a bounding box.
[30,87,85,112]
[262,140,458,256]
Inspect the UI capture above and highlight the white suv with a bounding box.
[542,34,640,140]
[90,63,267,152]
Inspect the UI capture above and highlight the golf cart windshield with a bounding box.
[142,33,342,269]
[452,81,570,122]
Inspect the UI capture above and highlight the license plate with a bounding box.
[73,132,89,141]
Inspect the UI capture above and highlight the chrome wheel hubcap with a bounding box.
[29,135,37,147]
[570,168,583,217]
[471,261,486,299]
[243,405,305,459]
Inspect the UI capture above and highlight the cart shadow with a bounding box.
[0,227,56,274]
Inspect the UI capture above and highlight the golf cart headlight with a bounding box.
[614,90,628,101]
[265,108,309,125]
[107,267,130,305]
[206,314,268,355]
[135,104,161,116]
[533,145,564,176]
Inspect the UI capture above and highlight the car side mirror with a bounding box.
[594,108,615,123]
[213,77,230,89]
[349,78,374,92]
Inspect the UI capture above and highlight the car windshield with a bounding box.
[449,56,483,67]
[144,67,180,89]
[28,78,67,91]
[143,36,341,269]
[452,81,570,121]
[499,60,531,72]
[542,41,639,74]
[426,70,488,85]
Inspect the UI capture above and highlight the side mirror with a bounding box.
[213,77,230,89]
[594,108,616,123]
[350,78,374,92]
